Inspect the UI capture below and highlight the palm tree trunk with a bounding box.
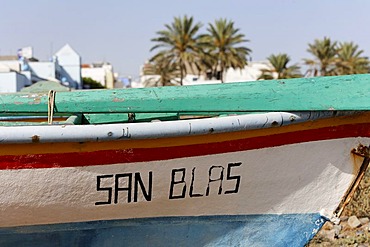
[180,67,184,86]
[220,62,225,83]
[321,63,327,76]
[179,59,184,86]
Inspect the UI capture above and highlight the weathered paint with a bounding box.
[0,111,348,143]
[0,111,368,156]
[83,112,179,124]
[0,74,370,115]
[0,214,325,247]
[0,137,364,228]
[0,137,366,246]
[0,109,368,246]
[0,74,368,246]
[0,122,368,169]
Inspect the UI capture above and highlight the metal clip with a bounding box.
[128,113,135,123]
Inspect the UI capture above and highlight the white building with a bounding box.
[140,61,272,87]
[223,62,273,83]
[54,44,82,88]
[0,57,32,92]
[0,65,30,92]
[81,62,115,89]
[0,44,83,92]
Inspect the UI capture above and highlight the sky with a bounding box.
[1,0,370,80]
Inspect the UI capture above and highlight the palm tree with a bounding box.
[143,53,180,87]
[336,42,369,75]
[150,15,203,85]
[304,37,338,76]
[259,54,302,80]
[202,18,251,82]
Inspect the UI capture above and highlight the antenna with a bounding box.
[50,42,54,58]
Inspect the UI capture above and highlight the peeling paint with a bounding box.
[28,97,42,105]
[31,135,40,143]
[112,98,125,102]
[271,121,279,127]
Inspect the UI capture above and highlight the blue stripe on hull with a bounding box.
[0,214,325,247]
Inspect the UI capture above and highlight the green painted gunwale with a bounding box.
[0,74,369,125]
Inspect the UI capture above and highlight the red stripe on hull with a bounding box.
[1,123,369,170]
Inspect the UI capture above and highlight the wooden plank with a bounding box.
[83,113,179,124]
[83,112,255,124]
[0,74,369,114]
[0,115,81,126]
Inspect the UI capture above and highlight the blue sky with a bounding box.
[1,0,369,79]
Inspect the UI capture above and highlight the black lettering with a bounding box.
[206,166,224,196]
[169,168,186,199]
[134,172,153,202]
[225,162,242,194]
[189,167,203,197]
[95,175,113,205]
[115,173,132,204]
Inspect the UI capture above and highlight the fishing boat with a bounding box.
[0,74,369,246]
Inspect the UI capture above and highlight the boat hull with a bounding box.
[0,112,369,246]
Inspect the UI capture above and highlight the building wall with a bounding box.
[0,44,118,91]
[0,61,21,72]
[81,67,107,86]
[81,63,115,89]
[61,65,81,88]
[28,62,56,81]
[140,62,272,87]
[224,62,272,82]
[55,44,82,88]
[57,65,79,88]
[104,66,114,89]
[20,71,32,86]
[0,72,29,92]
[15,73,29,91]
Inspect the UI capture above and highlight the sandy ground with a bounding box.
[307,167,370,246]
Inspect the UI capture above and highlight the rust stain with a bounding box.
[113,97,125,102]
[31,135,40,143]
[27,97,42,105]
[352,144,370,158]
[350,148,364,173]
[350,144,370,175]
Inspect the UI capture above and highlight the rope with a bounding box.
[48,90,56,124]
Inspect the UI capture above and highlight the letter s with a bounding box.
[224,162,242,194]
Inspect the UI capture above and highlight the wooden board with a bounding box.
[0,74,369,114]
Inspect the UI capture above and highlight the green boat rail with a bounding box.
[0,74,369,126]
